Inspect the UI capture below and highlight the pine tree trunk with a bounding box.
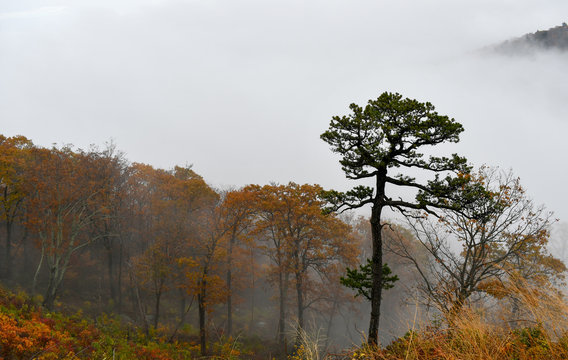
[368,172,386,346]
[368,212,383,346]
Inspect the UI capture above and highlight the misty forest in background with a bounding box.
[1,92,568,359]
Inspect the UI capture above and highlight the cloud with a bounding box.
[2,0,568,220]
[0,6,67,19]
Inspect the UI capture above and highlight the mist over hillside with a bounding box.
[488,22,568,54]
[3,2,568,357]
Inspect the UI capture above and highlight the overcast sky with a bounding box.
[2,0,568,220]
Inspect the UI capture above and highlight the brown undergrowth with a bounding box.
[298,278,568,360]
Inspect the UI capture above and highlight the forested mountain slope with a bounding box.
[491,23,568,54]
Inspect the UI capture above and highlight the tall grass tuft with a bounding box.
[343,277,568,360]
[287,321,326,360]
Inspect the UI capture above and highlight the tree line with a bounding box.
[0,137,361,355]
[0,91,565,356]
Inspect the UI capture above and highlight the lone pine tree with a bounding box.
[321,92,471,346]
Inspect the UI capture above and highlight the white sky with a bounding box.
[2,0,568,220]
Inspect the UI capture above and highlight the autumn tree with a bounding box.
[84,143,130,310]
[496,229,567,321]
[245,184,290,346]
[0,135,33,281]
[132,241,172,331]
[120,163,151,318]
[391,167,563,322]
[281,184,357,334]
[26,146,110,309]
[220,189,257,336]
[549,222,568,265]
[247,183,359,347]
[179,192,234,356]
[130,164,217,331]
[320,92,471,345]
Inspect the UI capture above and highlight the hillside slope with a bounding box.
[492,23,568,54]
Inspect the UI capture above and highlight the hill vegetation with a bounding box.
[0,286,270,359]
[0,92,567,359]
[491,22,568,54]
[3,281,568,359]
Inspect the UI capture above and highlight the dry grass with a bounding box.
[337,279,568,360]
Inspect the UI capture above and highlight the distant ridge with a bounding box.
[491,23,568,54]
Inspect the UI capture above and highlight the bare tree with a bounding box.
[389,167,560,322]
